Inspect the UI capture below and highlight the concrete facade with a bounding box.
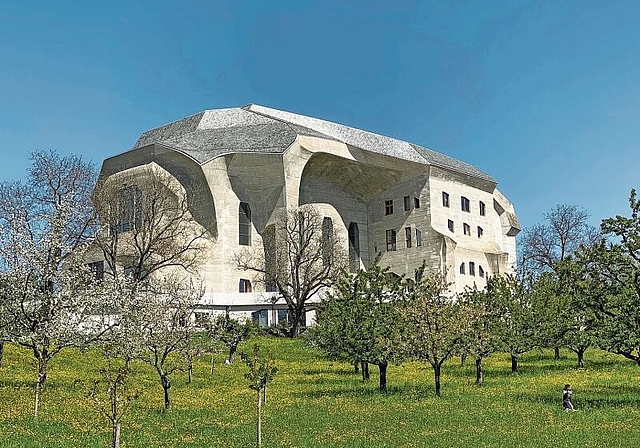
[98,104,520,326]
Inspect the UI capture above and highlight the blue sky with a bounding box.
[1,0,639,230]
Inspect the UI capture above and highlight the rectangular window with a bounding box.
[460,263,465,275]
[239,279,252,293]
[88,261,104,281]
[477,226,484,238]
[461,196,470,212]
[448,219,454,232]
[386,229,397,252]
[405,227,412,248]
[442,192,450,207]
[463,223,471,236]
[469,262,476,276]
[416,228,422,247]
[404,196,411,212]
[479,201,486,216]
[385,199,394,215]
[414,197,420,209]
[239,202,252,246]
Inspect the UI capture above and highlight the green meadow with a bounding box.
[1,338,639,447]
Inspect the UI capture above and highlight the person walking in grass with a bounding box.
[563,383,575,411]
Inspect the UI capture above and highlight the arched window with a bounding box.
[322,217,333,266]
[348,222,360,272]
[239,202,251,245]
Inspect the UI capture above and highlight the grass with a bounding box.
[1,339,640,447]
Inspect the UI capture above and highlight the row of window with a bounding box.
[385,227,423,251]
[384,195,421,216]
[459,262,485,277]
[442,192,486,216]
[447,220,483,238]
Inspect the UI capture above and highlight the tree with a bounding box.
[88,349,141,448]
[401,264,468,395]
[133,275,203,411]
[241,344,277,448]
[579,189,640,365]
[211,314,251,364]
[235,206,347,337]
[91,164,212,409]
[520,204,597,279]
[310,260,403,394]
[459,285,504,385]
[489,275,538,373]
[0,150,100,418]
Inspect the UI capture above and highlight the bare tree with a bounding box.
[88,350,141,448]
[0,150,101,419]
[235,206,347,337]
[90,164,212,411]
[520,204,598,279]
[241,344,277,448]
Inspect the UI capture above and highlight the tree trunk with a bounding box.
[577,348,585,368]
[511,354,518,373]
[554,346,560,360]
[378,362,388,394]
[460,353,467,366]
[228,345,237,364]
[34,358,47,419]
[112,421,121,448]
[0,341,4,367]
[475,356,483,386]
[161,374,171,411]
[256,388,262,447]
[361,361,370,381]
[188,363,193,384]
[290,315,301,338]
[210,353,215,375]
[263,385,267,404]
[434,363,442,396]
[353,360,359,373]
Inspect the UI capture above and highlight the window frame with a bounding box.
[442,191,450,208]
[477,226,484,238]
[463,223,471,236]
[386,229,397,252]
[479,201,486,216]
[405,227,412,248]
[239,202,252,246]
[384,199,394,215]
[461,196,470,213]
[469,262,476,276]
[239,278,252,293]
[448,219,454,232]
[415,228,422,247]
[403,195,411,212]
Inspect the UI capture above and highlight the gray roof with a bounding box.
[132,104,494,182]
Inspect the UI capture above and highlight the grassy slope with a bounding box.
[1,338,639,448]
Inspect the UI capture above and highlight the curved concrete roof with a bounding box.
[133,104,495,183]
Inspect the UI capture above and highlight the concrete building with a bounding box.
[99,104,519,326]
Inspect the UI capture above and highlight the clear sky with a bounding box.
[1,0,639,230]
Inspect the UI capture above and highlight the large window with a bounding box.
[386,229,397,252]
[461,196,470,212]
[252,309,268,327]
[405,227,412,248]
[385,199,394,215]
[322,217,333,266]
[348,222,360,272]
[442,192,450,207]
[117,185,142,233]
[239,202,252,245]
